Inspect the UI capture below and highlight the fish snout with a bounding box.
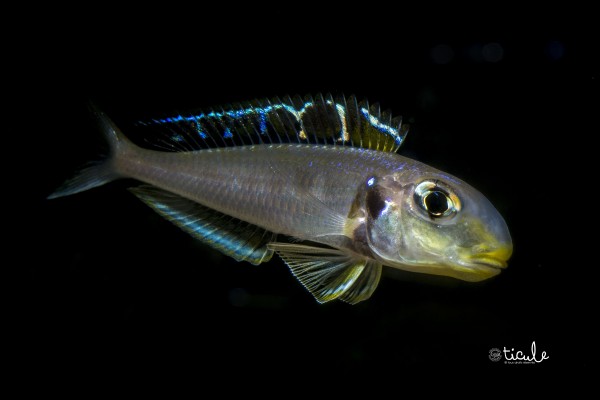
[473,205,513,269]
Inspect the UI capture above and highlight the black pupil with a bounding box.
[424,191,449,215]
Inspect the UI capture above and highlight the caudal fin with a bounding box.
[47,104,132,199]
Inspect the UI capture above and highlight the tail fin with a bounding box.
[47,104,132,199]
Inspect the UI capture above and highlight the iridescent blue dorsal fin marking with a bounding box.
[129,185,276,265]
[134,94,409,153]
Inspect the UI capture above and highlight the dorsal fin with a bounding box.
[133,94,409,153]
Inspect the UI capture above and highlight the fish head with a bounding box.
[364,171,512,282]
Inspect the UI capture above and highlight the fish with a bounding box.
[49,94,512,304]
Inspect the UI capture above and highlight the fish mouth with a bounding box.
[463,245,512,275]
[448,246,512,281]
[468,255,508,270]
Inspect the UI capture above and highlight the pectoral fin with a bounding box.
[130,185,276,265]
[268,243,382,304]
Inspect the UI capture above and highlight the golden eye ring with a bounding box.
[414,180,461,219]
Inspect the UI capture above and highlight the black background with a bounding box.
[18,12,597,383]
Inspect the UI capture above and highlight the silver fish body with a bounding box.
[120,144,397,241]
[50,95,513,304]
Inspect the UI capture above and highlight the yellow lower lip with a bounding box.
[470,246,512,269]
[470,256,507,269]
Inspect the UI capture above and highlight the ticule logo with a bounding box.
[489,348,502,362]
[489,341,549,364]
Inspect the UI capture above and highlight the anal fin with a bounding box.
[130,185,276,265]
[268,243,382,304]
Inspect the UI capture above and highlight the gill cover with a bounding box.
[364,176,406,262]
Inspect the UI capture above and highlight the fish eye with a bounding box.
[414,180,460,219]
